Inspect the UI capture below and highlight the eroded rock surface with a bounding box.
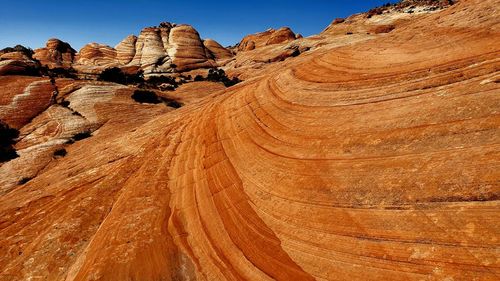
[33,39,76,69]
[238,27,298,51]
[0,0,499,280]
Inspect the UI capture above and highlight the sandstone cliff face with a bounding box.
[33,39,76,69]
[0,0,499,280]
[238,27,298,51]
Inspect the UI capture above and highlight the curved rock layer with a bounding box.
[115,35,137,64]
[238,27,298,51]
[33,38,76,69]
[203,39,234,60]
[75,43,117,67]
[0,0,499,280]
[0,76,55,129]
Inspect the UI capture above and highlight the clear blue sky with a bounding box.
[0,0,396,51]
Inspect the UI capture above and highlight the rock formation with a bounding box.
[71,23,230,74]
[203,39,234,60]
[115,35,137,64]
[75,43,117,67]
[0,0,499,280]
[238,27,298,51]
[0,76,55,129]
[0,47,39,76]
[1,23,231,76]
[127,23,217,73]
[33,39,76,69]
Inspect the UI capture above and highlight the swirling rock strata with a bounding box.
[0,0,499,280]
[75,43,117,67]
[0,76,55,129]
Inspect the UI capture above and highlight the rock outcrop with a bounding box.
[73,23,229,74]
[0,58,39,76]
[75,43,117,67]
[238,27,298,51]
[0,48,39,76]
[33,39,76,69]
[0,24,231,76]
[115,35,137,64]
[0,0,499,280]
[203,39,233,60]
[127,23,217,73]
[0,76,56,129]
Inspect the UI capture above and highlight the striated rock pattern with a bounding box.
[204,39,234,60]
[75,43,117,67]
[238,27,298,51]
[166,25,217,71]
[33,38,76,69]
[0,51,39,76]
[0,59,38,76]
[115,35,137,64]
[0,76,55,129]
[0,0,499,280]
[75,23,228,74]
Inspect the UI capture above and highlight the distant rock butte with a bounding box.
[75,43,117,67]
[238,27,298,51]
[203,39,234,60]
[33,38,76,69]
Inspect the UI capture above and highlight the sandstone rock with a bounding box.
[0,76,55,129]
[130,27,171,73]
[238,27,298,51]
[0,50,39,76]
[75,43,117,67]
[0,52,30,61]
[128,23,216,73]
[0,0,498,280]
[115,35,137,64]
[203,39,233,60]
[167,25,216,71]
[33,38,76,69]
[0,59,38,76]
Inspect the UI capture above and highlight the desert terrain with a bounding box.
[0,0,499,280]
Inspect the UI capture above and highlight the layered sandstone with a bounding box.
[75,43,117,67]
[74,23,228,74]
[203,39,234,60]
[0,76,55,129]
[238,27,298,51]
[115,35,137,64]
[33,39,76,69]
[0,50,39,76]
[0,0,499,280]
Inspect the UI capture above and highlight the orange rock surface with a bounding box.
[0,76,55,129]
[0,0,499,280]
[33,39,76,69]
[238,27,298,51]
